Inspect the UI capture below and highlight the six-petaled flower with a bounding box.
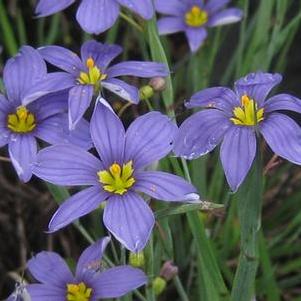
[155,0,243,52]
[27,40,168,130]
[32,102,199,252]
[0,46,91,182]
[174,71,301,191]
[26,237,147,300]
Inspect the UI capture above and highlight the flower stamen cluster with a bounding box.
[66,282,92,301]
[78,57,107,91]
[7,106,36,133]
[185,6,208,27]
[98,161,135,195]
[230,95,264,126]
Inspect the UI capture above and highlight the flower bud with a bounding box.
[152,276,167,296]
[149,77,166,92]
[129,251,145,268]
[139,85,154,100]
[160,261,178,281]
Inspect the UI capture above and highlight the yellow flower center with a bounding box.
[66,282,92,301]
[230,95,264,126]
[98,161,135,195]
[77,57,107,91]
[185,6,208,27]
[7,106,36,133]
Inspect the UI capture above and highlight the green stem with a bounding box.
[145,237,156,301]
[119,11,143,32]
[181,159,230,300]
[0,0,18,55]
[231,150,263,301]
[173,276,190,301]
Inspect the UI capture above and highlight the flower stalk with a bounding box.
[231,146,263,301]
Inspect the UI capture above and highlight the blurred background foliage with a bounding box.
[1,0,301,300]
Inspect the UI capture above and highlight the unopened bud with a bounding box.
[129,251,145,268]
[160,261,178,281]
[139,85,154,100]
[149,77,166,92]
[152,276,167,296]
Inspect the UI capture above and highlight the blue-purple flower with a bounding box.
[28,40,168,130]
[0,46,91,182]
[35,0,154,34]
[174,71,301,191]
[26,237,147,300]
[32,102,198,252]
[155,0,243,52]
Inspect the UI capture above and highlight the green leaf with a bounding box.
[155,202,224,219]
[231,150,263,301]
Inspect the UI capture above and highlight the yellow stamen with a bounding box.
[86,57,95,69]
[98,161,135,195]
[66,282,92,301]
[78,57,107,92]
[7,106,36,133]
[185,5,208,27]
[230,95,264,126]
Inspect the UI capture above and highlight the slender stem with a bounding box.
[119,11,143,32]
[144,98,154,111]
[118,102,132,117]
[173,276,190,301]
[0,0,18,55]
[231,151,263,301]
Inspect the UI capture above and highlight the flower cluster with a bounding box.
[4,1,301,300]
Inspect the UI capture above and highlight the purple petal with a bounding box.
[81,40,122,70]
[264,94,301,114]
[185,27,207,53]
[33,145,102,186]
[234,72,282,105]
[204,0,230,14]
[260,113,301,165]
[29,90,69,120]
[157,17,185,35]
[91,102,125,167]
[8,134,37,182]
[207,8,243,27]
[49,186,108,232]
[154,0,186,16]
[26,284,65,301]
[76,237,110,277]
[22,72,75,105]
[35,0,75,17]
[68,85,94,130]
[102,78,139,104]
[124,111,177,169]
[93,266,147,299]
[0,95,11,147]
[135,171,198,202]
[4,46,46,103]
[174,109,230,159]
[103,192,155,252]
[76,0,120,34]
[106,61,168,78]
[185,86,238,114]
[27,252,73,287]
[117,0,154,19]
[35,114,92,150]
[39,45,83,75]
[220,126,256,192]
